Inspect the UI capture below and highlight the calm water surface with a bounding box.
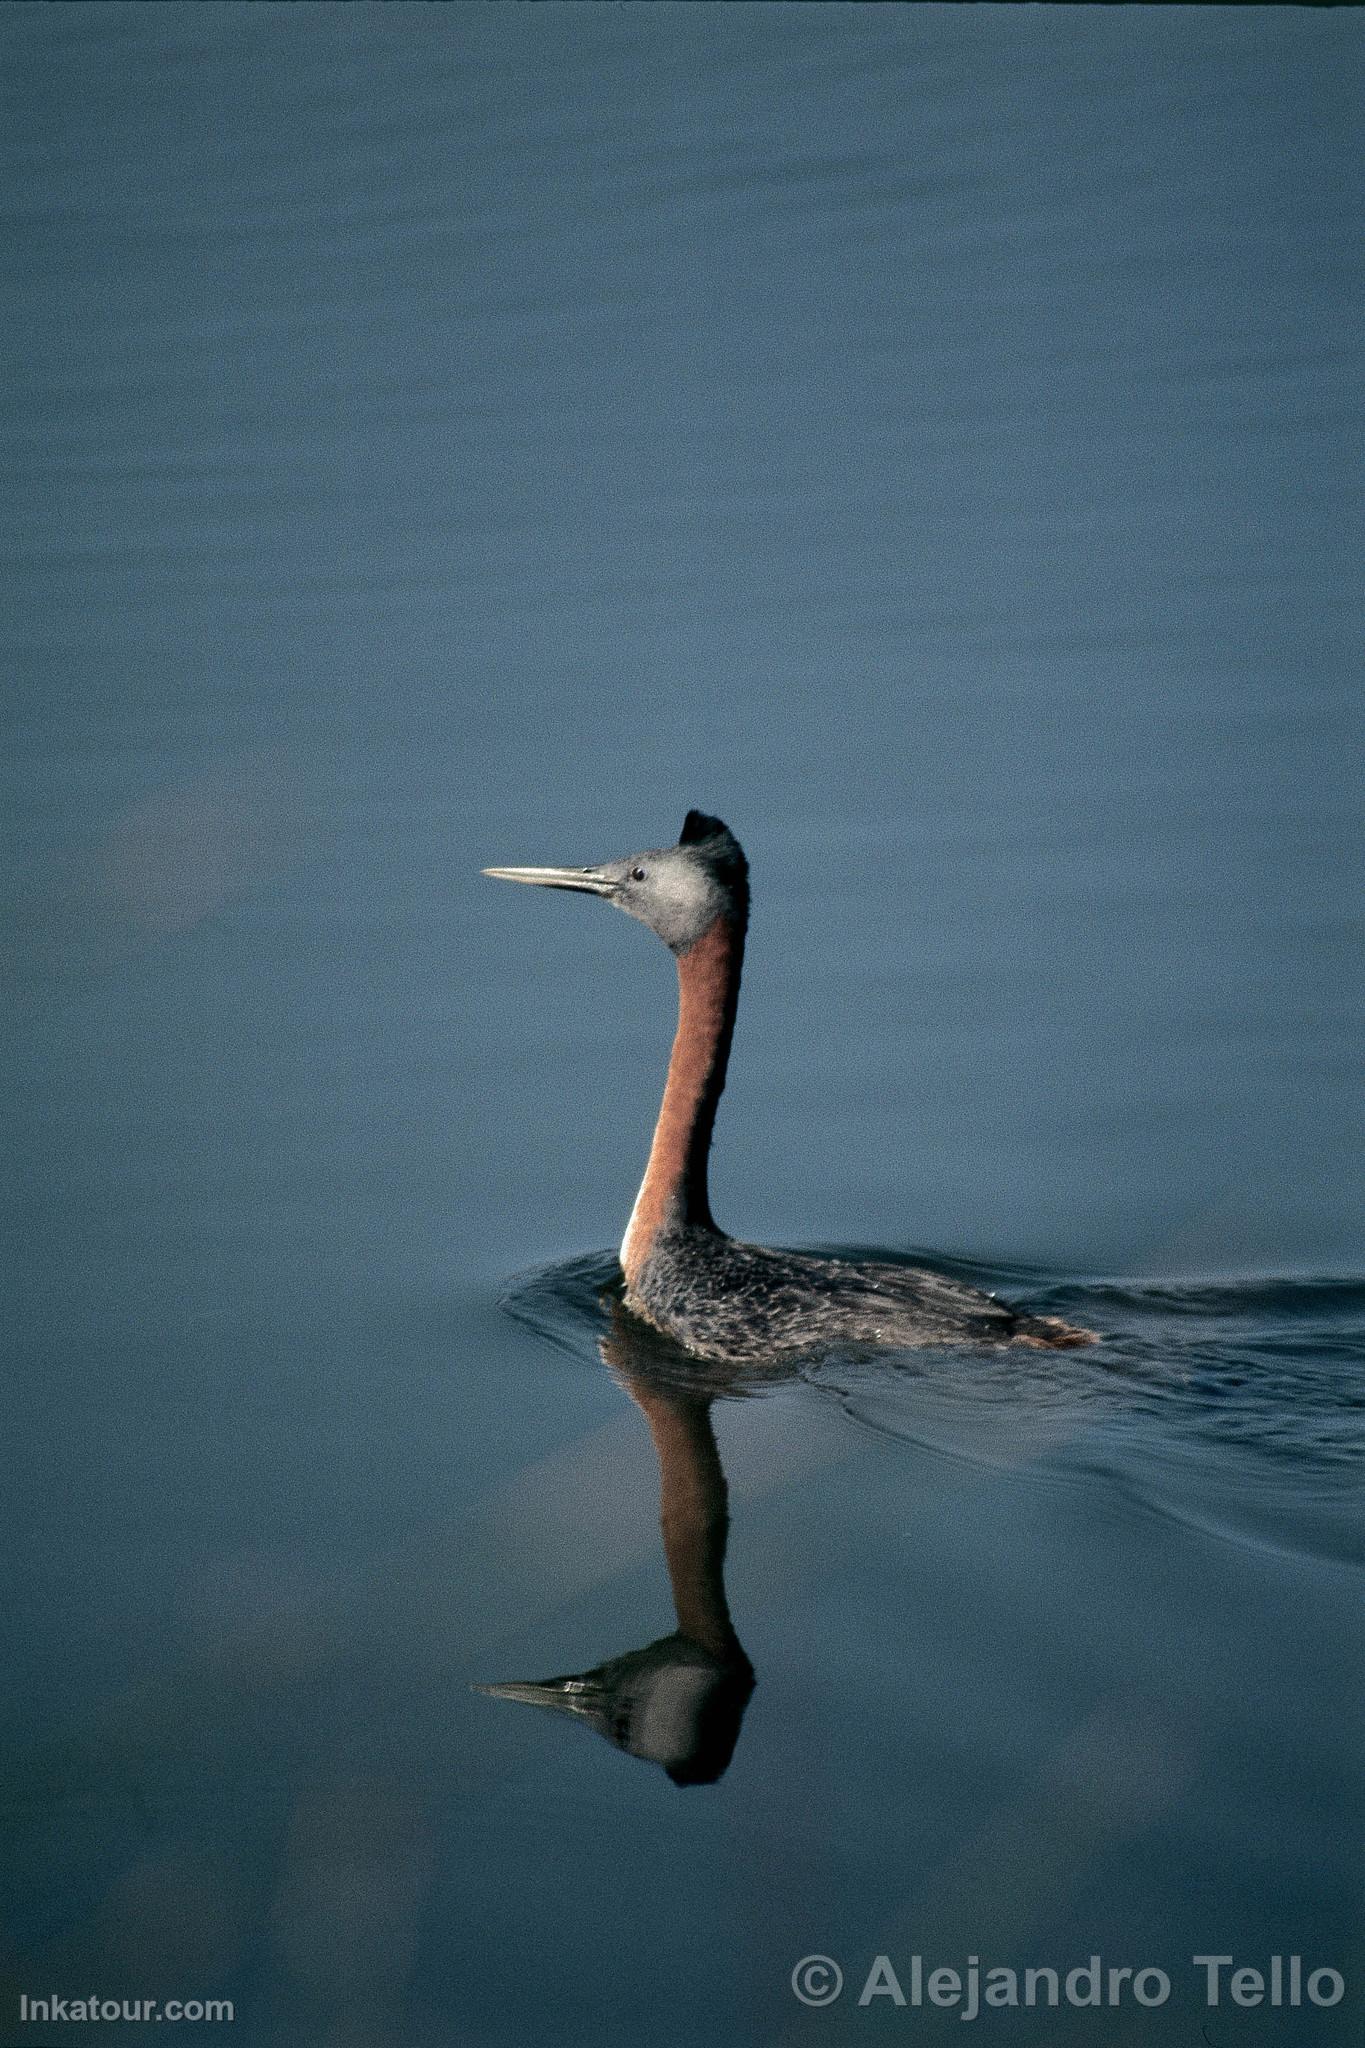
[3,7,1362,2044]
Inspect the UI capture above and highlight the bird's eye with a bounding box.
[631,866,647,882]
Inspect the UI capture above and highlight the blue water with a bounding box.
[2,6,1362,2044]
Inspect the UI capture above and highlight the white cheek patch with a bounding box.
[617,861,721,952]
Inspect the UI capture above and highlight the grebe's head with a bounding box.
[483,810,748,954]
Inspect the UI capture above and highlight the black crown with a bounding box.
[679,810,730,846]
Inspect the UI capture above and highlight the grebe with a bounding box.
[484,811,1094,1362]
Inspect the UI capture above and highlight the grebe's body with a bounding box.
[623,1228,1045,1365]
[486,812,1092,1363]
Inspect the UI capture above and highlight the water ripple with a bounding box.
[500,1250,1364,1569]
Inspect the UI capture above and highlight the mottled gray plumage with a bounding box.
[628,1224,1070,1364]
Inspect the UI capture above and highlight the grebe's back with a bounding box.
[485,811,1094,1361]
[627,1226,1088,1365]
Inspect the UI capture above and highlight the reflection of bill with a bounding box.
[477,1302,756,1785]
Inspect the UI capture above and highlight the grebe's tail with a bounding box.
[1011,1312,1099,1349]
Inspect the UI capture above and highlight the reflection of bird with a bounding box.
[477,1307,755,1787]
[476,1631,753,1790]
[486,811,1094,1363]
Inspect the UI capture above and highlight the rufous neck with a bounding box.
[621,912,743,1283]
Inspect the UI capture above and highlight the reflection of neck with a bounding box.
[621,913,744,1287]
[628,1381,747,1667]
